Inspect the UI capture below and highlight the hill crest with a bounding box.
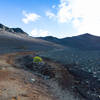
[0,23,27,35]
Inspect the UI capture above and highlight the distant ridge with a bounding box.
[39,33,100,50]
[1,23,100,51]
[0,23,28,35]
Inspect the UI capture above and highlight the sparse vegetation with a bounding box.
[33,56,43,63]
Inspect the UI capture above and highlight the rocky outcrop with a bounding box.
[10,28,27,34]
[67,67,100,100]
[0,23,27,35]
[15,55,55,79]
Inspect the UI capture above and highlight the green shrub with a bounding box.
[33,56,43,63]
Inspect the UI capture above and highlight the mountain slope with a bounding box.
[39,33,100,50]
[0,23,28,35]
[0,24,64,54]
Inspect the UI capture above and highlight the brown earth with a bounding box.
[0,51,84,100]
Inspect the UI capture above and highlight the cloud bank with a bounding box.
[30,29,49,37]
[46,0,100,36]
[22,11,40,24]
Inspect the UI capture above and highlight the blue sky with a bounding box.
[0,0,100,38]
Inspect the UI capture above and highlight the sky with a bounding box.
[0,0,100,38]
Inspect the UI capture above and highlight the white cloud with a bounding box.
[22,11,40,24]
[47,0,100,36]
[46,11,56,19]
[69,0,100,35]
[30,29,49,37]
[72,18,81,28]
[57,1,72,23]
[46,0,72,23]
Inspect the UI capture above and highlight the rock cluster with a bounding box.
[68,67,100,100]
[15,55,55,79]
[15,54,100,100]
[0,23,27,35]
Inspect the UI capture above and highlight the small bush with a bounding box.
[33,56,43,63]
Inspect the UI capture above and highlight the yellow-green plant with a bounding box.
[33,56,43,63]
